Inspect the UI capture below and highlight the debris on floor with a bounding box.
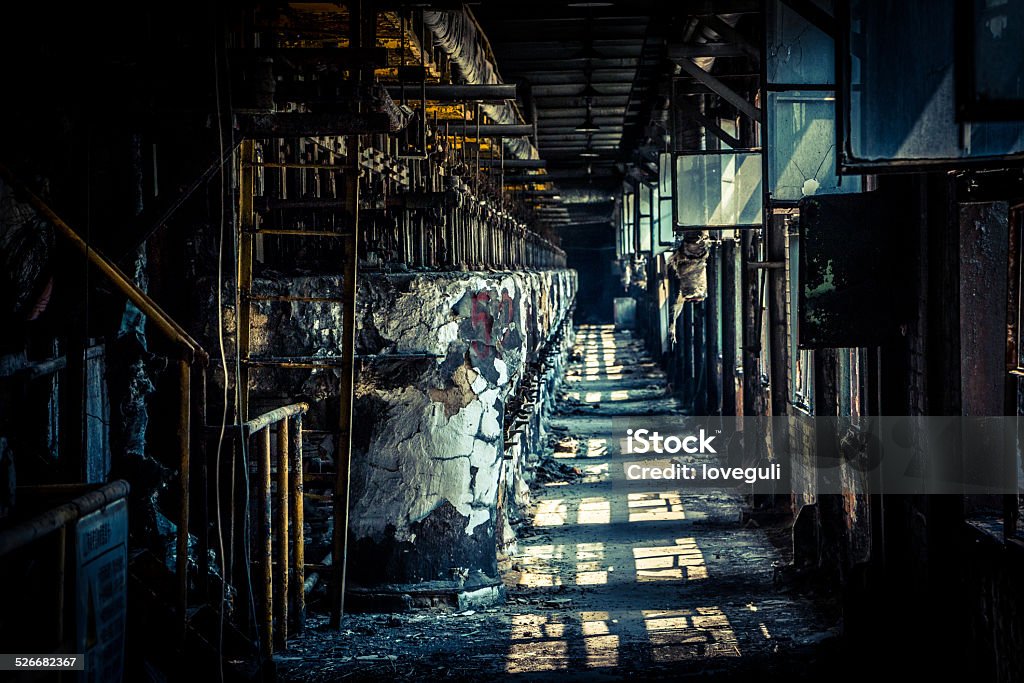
[275,327,839,682]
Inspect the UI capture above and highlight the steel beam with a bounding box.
[440,123,534,137]
[700,15,760,63]
[239,112,396,137]
[669,43,753,59]
[676,100,743,148]
[480,158,546,168]
[384,83,517,102]
[674,58,761,121]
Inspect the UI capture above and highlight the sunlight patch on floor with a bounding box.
[535,500,567,526]
[581,611,620,668]
[507,615,569,673]
[627,491,687,522]
[575,541,608,586]
[577,497,611,525]
[643,607,741,661]
[516,544,565,587]
[632,537,708,582]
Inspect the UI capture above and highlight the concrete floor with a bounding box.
[277,325,838,681]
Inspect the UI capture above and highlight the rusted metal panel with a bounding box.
[798,191,903,348]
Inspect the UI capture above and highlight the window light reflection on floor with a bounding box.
[505,611,621,672]
[506,614,569,673]
[575,541,607,585]
[643,607,741,661]
[581,611,619,668]
[627,491,687,522]
[632,537,708,582]
[577,497,611,525]
[515,544,564,587]
[535,499,567,526]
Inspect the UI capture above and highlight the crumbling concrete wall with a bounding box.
[348,270,576,589]
[197,268,577,594]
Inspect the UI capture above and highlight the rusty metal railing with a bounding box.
[0,481,131,650]
[0,164,208,639]
[239,402,309,653]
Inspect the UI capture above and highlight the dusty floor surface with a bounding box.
[277,325,840,682]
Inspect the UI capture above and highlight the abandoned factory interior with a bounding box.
[2,1,1024,681]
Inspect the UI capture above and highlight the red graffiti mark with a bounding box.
[469,290,518,359]
[497,290,515,347]
[471,291,494,359]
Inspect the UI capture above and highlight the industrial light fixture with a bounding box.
[575,100,601,133]
[580,141,600,159]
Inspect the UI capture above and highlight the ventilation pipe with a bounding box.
[423,8,540,161]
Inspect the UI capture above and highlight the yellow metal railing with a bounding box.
[0,164,208,637]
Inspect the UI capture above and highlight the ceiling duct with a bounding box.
[423,8,539,161]
[557,188,616,204]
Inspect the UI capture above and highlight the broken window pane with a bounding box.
[768,91,861,202]
[766,0,835,85]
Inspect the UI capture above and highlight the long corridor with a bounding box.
[278,325,836,681]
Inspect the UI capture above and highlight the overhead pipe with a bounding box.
[480,158,545,168]
[0,481,130,557]
[384,83,517,102]
[437,123,534,137]
[423,8,540,161]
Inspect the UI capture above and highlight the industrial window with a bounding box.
[957,0,1024,120]
[767,91,861,202]
[842,0,1024,170]
[674,151,763,229]
[1008,203,1024,376]
[788,230,813,412]
[618,191,635,259]
[656,152,675,253]
[766,0,861,204]
[638,182,653,253]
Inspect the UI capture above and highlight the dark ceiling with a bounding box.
[473,0,760,232]
[475,1,668,230]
